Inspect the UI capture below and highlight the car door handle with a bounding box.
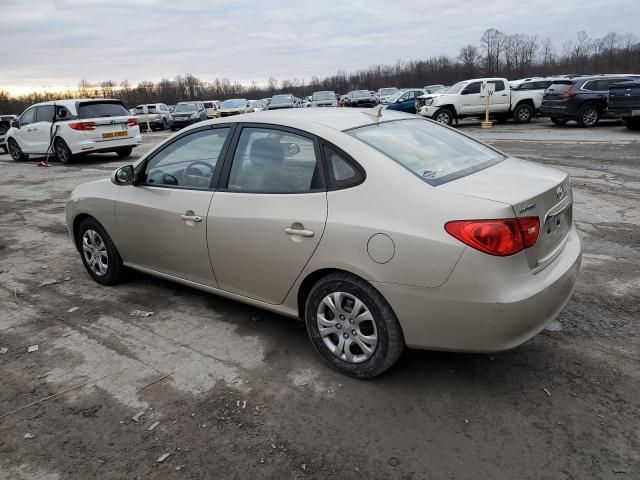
[181,214,202,222]
[285,227,314,237]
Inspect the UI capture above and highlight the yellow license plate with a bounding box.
[102,130,128,139]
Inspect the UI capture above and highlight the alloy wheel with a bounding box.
[82,229,108,276]
[582,108,598,126]
[518,107,531,122]
[56,141,70,163]
[435,112,450,124]
[8,140,21,160]
[316,292,378,364]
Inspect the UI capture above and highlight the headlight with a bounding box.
[424,98,434,106]
[191,113,198,119]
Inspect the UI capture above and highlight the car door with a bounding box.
[114,125,233,287]
[459,81,484,114]
[208,125,328,304]
[399,90,420,113]
[488,80,510,112]
[14,107,37,153]
[32,105,55,153]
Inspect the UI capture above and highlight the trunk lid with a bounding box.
[438,157,572,272]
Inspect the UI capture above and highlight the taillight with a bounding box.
[68,121,96,131]
[127,117,138,127]
[562,85,576,98]
[445,217,540,256]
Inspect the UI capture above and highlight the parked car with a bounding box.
[6,99,140,163]
[218,99,254,117]
[0,114,19,153]
[608,79,640,130]
[510,77,567,91]
[202,100,221,119]
[377,87,399,104]
[133,103,171,131]
[385,89,426,114]
[269,94,297,110]
[417,77,543,125]
[424,84,445,94]
[66,108,581,378]
[344,90,379,108]
[310,91,338,107]
[169,101,207,130]
[541,75,640,127]
[249,100,268,112]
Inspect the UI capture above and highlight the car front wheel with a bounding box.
[577,105,600,128]
[513,103,533,123]
[304,272,405,378]
[433,108,454,126]
[8,138,28,161]
[77,217,126,285]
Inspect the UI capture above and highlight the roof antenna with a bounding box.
[361,105,384,123]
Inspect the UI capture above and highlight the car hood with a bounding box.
[429,93,456,104]
[219,107,244,112]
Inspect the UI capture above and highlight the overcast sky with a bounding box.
[1,0,639,94]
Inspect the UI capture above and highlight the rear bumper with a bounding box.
[72,132,142,155]
[375,226,582,352]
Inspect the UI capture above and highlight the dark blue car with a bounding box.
[384,89,425,114]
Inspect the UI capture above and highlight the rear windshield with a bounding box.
[348,119,504,186]
[353,90,371,98]
[312,91,335,101]
[78,101,129,119]
[174,103,197,113]
[271,95,293,103]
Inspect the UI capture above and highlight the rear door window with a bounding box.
[489,80,505,91]
[36,105,54,122]
[78,102,129,119]
[348,119,503,186]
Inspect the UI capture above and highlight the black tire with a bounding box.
[76,217,125,285]
[54,138,74,164]
[550,117,569,126]
[304,272,405,378]
[623,118,640,131]
[576,104,600,128]
[162,119,168,130]
[116,147,133,158]
[432,108,454,126]
[170,127,176,132]
[513,103,533,124]
[7,138,28,161]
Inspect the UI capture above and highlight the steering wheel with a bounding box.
[183,161,215,188]
[146,168,178,186]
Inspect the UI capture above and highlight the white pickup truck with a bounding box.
[416,77,543,125]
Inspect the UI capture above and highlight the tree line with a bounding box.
[1,29,639,114]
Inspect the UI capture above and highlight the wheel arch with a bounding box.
[296,267,391,319]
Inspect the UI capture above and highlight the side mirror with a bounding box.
[112,165,135,185]
[10,120,19,128]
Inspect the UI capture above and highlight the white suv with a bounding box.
[6,99,141,163]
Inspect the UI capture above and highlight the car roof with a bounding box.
[202,107,413,132]
[27,98,123,109]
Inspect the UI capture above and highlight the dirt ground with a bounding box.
[1,117,638,480]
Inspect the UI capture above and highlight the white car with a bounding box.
[6,99,141,164]
[417,78,543,125]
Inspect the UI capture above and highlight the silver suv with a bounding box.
[133,103,171,131]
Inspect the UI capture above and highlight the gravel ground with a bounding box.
[0,117,638,480]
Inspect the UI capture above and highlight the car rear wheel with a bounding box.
[513,103,533,124]
[116,147,133,158]
[433,108,454,126]
[623,118,640,131]
[304,272,405,378]
[77,217,125,285]
[577,105,600,128]
[7,138,28,161]
[550,117,569,126]
[54,138,74,164]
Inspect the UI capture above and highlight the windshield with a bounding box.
[379,88,397,96]
[312,91,335,101]
[447,82,467,94]
[221,99,246,108]
[78,101,129,119]
[271,95,293,103]
[348,119,503,186]
[353,90,370,99]
[174,103,197,113]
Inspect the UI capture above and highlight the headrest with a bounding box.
[250,138,284,167]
